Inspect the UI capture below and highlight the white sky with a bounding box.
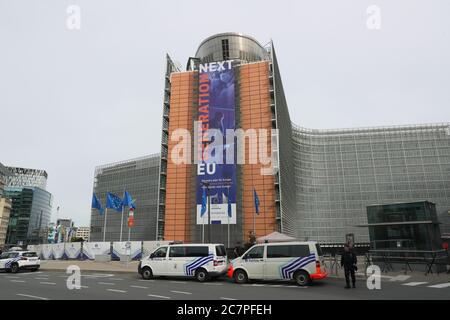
[0,0,449,226]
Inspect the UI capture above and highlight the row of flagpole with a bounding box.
[93,187,260,246]
[92,191,136,242]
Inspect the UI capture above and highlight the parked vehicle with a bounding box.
[0,251,40,273]
[138,243,228,282]
[227,241,327,286]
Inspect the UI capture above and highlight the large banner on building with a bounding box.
[81,242,110,260]
[196,60,237,225]
[64,242,82,259]
[112,241,142,261]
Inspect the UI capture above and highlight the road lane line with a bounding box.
[138,279,155,282]
[40,282,56,285]
[110,278,124,281]
[107,289,127,293]
[6,276,20,279]
[428,283,450,289]
[402,282,428,287]
[220,297,237,300]
[148,294,171,299]
[131,285,149,289]
[35,278,50,280]
[171,290,192,295]
[17,294,49,300]
[10,280,26,283]
[202,283,223,286]
[170,281,187,284]
[98,282,115,285]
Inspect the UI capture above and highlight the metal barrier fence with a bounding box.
[366,249,450,275]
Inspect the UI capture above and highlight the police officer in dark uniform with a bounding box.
[341,243,357,289]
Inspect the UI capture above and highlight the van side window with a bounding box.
[169,247,186,257]
[153,247,168,258]
[244,246,264,259]
[215,245,226,257]
[185,246,209,257]
[267,245,310,258]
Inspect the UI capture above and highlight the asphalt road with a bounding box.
[0,270,449,300]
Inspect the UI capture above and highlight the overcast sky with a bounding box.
[0,0,449,226]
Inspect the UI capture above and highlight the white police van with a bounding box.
[138,243,228,282]
[228,241,327,286]
[0,251,40,273]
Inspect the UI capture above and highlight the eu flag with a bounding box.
[253,188,260,215]
[106,192,123,212]
[123,191,136,209]
[200,188,207,217]
[91,193,104,215]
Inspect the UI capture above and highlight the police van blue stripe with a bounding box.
[186,255,214,276]
[185,255,214,276]
[283,257,316,279]
[281,254,315,279]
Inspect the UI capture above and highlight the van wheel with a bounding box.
[234,269,248,284]
[294,270,311,286]
[10,263,20,274]
[141,267,153,280]
[195,268,208,282]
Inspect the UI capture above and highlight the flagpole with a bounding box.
[227,186,230,249]
[103,207,108,242]
[120,206,124,242]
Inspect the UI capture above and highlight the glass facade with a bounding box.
[6,167,48,190]
[293,124,450,243]
[4,187,52,245]
[195,33,268,64]
[90,154,160,241]
[367,201,442,251]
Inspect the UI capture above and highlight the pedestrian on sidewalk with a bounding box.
[341,242,357,289]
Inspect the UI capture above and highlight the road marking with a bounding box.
[110,278,124,281]
[79,285,89,289]
[220,297,237,300]
[107,289,127,293]
[98,282,115,285]
[40,282,56,285]
[17,294,49,300]
[148,294,171,299]
[6,276,20,279]
[389,275,411,282]
[131,285,149,289]
[428,283,450,289]
[138,279,154,282]
[35,278,50,280]
[21,272,43,276]
[10,280,26,283]
[267,284,283,287]
[402,282,428,287]
[171,281,187,284]
[202,283,223,286]
[171,290,192,295]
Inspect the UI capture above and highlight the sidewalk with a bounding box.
[40,260,139,273]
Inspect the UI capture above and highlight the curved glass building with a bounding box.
[91,33,450,246]
[293,124,450,243]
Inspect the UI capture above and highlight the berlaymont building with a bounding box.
[90,32,450,246]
